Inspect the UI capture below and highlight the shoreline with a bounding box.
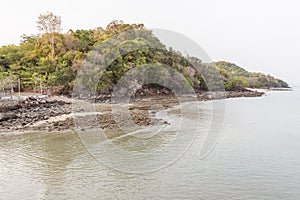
[0,90,264,135]
[246,87,293,93]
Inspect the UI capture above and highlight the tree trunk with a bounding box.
[50,34,56,69]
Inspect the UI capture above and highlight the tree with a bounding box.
[36,12,62,68]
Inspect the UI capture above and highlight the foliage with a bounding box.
[214,61,289,90]
[0,14,289,95]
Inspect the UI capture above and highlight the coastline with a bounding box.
[0,90,264,135]
[246,87,293,93]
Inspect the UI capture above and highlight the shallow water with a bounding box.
[1,88,300,199]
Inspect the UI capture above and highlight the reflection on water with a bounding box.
[1,89,300,199]
[0,132,85,199]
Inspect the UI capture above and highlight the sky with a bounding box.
[1,0,300,85]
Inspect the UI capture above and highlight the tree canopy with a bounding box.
[0,13,289,95]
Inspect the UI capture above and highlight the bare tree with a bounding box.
[37,12,62,68]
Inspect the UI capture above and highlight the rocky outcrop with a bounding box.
[0,90,264,133]
[0,96,71,131]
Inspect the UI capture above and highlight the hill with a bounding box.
[0,14,289,96]
[214,61,289,90]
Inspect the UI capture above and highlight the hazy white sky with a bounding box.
[1,0,299,85]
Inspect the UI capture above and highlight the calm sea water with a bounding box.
[1,88,300,199]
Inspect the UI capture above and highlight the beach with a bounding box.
[0,90,264,134]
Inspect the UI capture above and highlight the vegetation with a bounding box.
[214,61,289,90]
[0,12,289,96]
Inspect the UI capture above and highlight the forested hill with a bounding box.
[0,13,289,95]
[214,61,289,90]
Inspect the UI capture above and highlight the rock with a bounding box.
[0,113,4,121]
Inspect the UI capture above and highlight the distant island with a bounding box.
[0,12,290,133]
